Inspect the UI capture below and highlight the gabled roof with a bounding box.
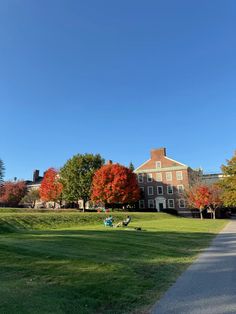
[165,156,188,167]
[134,159,151,172]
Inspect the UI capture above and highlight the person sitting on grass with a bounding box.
[115,215,131,228]
[104,215,113,227]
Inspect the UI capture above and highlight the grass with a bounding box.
[0,209,227,314]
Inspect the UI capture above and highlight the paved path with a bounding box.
[151,220,236,314]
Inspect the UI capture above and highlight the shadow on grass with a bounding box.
[0,227,222,314]
[151,228,236,314]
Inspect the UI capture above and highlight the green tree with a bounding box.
[220,151,236,207]
[0,159,5,183]
[60,154,104,211]
[21,189,40,208]
[129,162,135,172]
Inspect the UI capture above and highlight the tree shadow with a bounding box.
[151,229,236,313]
[0,227,224,314]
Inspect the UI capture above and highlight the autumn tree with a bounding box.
[208,184,223,219]
[21,189,40,208]
[91,163,140,207]
[220,151,236,207]
[187,185,211,219]
[0,159,5,183]
[0,181,27,207]
[60,154,104,211]
[39,168,63,207]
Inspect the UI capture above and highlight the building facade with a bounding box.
[134,148,200,215]
[201,173,223,185]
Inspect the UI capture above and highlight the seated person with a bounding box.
[104,215,113,227]
[115,215,131,228]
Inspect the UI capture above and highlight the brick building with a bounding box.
[134,148,200,215]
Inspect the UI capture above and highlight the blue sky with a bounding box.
[0,0,235,180]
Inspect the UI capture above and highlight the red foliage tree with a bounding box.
[187,185,211,219]
[187,184,223,219]
[91,163,140,207]
[39,168,63,207]
[208,184,223,219]
[0,181,27,207]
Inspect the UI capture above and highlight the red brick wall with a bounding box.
[136,148,192,211]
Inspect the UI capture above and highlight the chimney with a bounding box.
[33,170,39,183]
[107,160,113,165]
[150,148,166,159]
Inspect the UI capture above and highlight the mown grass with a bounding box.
[0,209,227,314]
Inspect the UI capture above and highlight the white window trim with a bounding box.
[157,186,163,195]
[179,199,185,208]
[167,184,173,194]
[140,187,145,192]
[147,186,154,195]
[166,172,172,181]
[156,173,162,182]
[176,171,183,180]
[148,199,155,208]
[177,185,184,193]
[168,199,175,208]
[138,174,144,183]
[147,173,153,182]
[139,200,145,209]
[156,161,162,168]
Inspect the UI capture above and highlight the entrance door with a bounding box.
[155,197,166,212]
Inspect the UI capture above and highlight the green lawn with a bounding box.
[0,210,227,314]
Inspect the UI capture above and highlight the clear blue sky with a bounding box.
[0,0,235,180]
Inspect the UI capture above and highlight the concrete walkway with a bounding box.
[151,220,236,314]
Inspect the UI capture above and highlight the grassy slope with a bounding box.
[0,210,227,314]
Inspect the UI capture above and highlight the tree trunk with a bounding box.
[82,199,86,212]
[213,209,216,219]
[200,209,203,220]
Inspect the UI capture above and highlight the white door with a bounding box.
[155,197,166,212]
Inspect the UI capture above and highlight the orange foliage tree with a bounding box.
[91,163,140,207]
[187,185,211,219]
[39,168,63,207]
[187,184,223,219]
[208,184,223,219]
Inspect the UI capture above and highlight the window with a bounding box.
[138,174,143,183]
[177,185,184,193]
[156,161,161,168]
[167,185,173,194]
[179,199,185,208]
[140,187,145,197]
[176,171,183,180]
[168,199,175,208]
[147,173,153,182]
[139,200,145,209]
[166,172,172,181]
[157,186,163,195]
[147,186,154,195]
[148,199,155,209]
[156,173,162,182]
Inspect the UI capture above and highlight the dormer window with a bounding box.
[156,161,161,168]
